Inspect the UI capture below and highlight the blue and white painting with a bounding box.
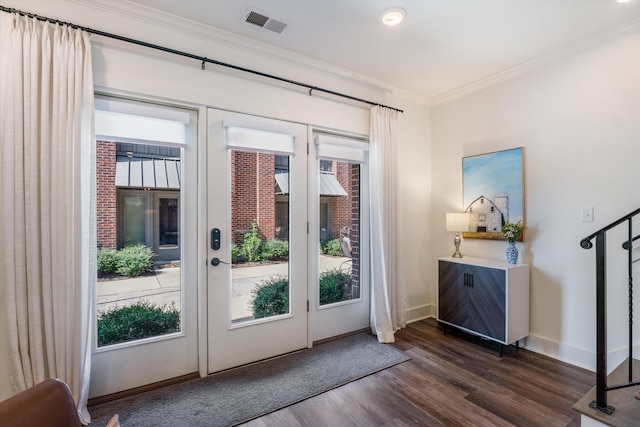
[462,147,524,239]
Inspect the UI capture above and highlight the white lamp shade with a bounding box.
[446,213,470,232]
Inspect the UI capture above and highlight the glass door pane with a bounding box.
[99,145,183,347]
[318,161,361,306]
[122,195,148,247]
[158,197,179,248]
[230,150,291,323]
[155,194,180,262]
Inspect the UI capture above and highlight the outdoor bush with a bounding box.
[115,244,156,276]
[231,243,245,263]
[319,268,350,305]
[97,248,117,274]
[321,238,342,256]
[259,238,289,261]
[250,276,289,319]
[242,221,262,262]
[97,300,180,346]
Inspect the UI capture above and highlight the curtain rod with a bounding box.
[0,5,404,114]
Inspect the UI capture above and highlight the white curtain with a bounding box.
[369,106,406,343]
[0,13,95,424]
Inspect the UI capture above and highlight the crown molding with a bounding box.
[432,17,640,106]
[71,0,424,103]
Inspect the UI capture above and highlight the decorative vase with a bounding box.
[506,242,518,264]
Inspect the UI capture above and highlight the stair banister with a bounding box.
[580,207,640,250]
[580,207,640,414]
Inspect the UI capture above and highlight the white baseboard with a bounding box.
[406,304,434,324]
[520,335,595,371]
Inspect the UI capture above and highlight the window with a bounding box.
[275,155,289,173]
[319,159,333,172]
[117,142,180,158]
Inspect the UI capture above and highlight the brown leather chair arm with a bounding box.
[0,378,82,427]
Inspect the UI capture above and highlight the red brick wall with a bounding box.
[96,140,117,249]
[231,150,257,245]
[257,153,275,240]
[350,163,361,297]
[231,151,276,245]
[331,161,352,238]
[325,161,361,297]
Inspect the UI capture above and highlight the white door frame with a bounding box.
[91,100,372,395]
[308,130,371,344]
[205,108,309,373]
[90,97,199,398]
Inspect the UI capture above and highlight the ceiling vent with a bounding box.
[245,10,288,34]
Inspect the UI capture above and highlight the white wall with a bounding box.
[0,0,430,400]
[431,31,640,370]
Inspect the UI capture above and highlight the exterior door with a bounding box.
[310,133,370,342]
[154,192,180,261]
[91,96,198,398]
[207,109,308,373]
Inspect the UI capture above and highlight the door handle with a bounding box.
[210,257,229,267]
[463,273,474,288]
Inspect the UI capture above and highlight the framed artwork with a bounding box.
[462,147,524,241]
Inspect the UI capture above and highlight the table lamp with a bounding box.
[446,213,470,258]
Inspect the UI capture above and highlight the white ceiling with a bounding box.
[126,0,640,100]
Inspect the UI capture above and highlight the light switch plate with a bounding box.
[582,207,594,222]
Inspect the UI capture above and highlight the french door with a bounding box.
[90,98,372,396]
[91,96,198,398]
[309,133,370,342]
[206,109,308,373]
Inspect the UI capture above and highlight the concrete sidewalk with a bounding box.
[97,255,349,319]
[97,266,181,313]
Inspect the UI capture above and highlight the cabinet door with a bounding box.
[464,265,506,341]
[439,261,507,342]
[438,261,467,327]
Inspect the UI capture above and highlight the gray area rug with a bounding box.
[89,333,410,426]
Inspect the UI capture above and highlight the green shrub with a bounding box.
[97,300,180,346]
[319,268,350,305]
[250,276,289,319]
[97,248,117,274]
[115,244,155,276]
[242,221,262,262]
[260,238,289,261]
[231,243,245,263]
[321,238,342,256]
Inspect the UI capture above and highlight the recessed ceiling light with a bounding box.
[381,7,406,26]
[617,0,634,3]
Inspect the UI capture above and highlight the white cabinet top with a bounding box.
[439,256,529,270]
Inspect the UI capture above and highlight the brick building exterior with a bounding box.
[331,162,351,239]
[96,140,117,250]
[231,151,277,245]
[96,141,181,261]
[230,152,358,248]
[97,143,360,284]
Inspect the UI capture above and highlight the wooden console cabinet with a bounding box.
[438,256,529,349]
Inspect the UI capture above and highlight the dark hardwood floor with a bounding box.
[242,318,594,427]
